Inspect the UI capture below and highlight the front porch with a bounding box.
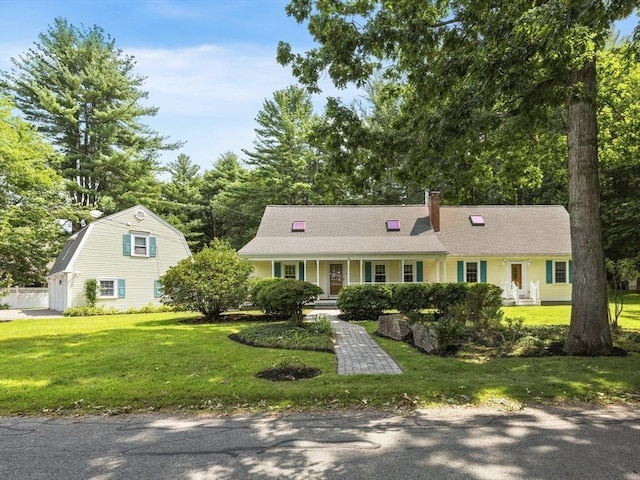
[256,257,447,300]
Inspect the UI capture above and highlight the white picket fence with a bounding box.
[0,287,49,309]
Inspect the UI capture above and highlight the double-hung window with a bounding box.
[555,261,567,283]
[374,264,386,283]
[404,264,414,283]
[284,264,297,279]
[133,235,148,256]
[466,262,479,283]
[547,260,571,284]
[124,233,156,257]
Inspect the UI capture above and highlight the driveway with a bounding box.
[0,308,63,321]
[1,405,639,479]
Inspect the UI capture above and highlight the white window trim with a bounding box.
[283,263,298,279]
[131,234,150,257]
[374,262,388,284]
[465,261,480,284]
[97,278,118,299]
[554,261,569,284]
[403,262,415,283]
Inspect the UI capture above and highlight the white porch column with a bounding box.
[401,259,405,283]
[304,260,307,282]
[347,259,351,286]
[271,260,275,277]
[443,259,447,282]
[435,260,440,282]
[360,259,363,284]
[316,260,320,287]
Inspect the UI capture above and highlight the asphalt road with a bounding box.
[1,405,639,479]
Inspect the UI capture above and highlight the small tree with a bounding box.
[160,240,253,321]
[84,279,98,307]
[257,279,323,325]
[605,258,639,331]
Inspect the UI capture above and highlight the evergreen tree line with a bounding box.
[0,17,637,289]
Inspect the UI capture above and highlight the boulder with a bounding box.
[412,323,439,354]
[377,314,411,341]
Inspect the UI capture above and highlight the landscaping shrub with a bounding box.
[233,320,334,351]
[161,239,253,321]
[256,279,323,325]
[248,277,284,316]
[431,315,468,354]
[64,305,119,317]
[429,283,468,315]
[64,304,174,317]
[84,279,98,307]
[125,304,174,314]
[465,283,503,326]
[390,283,429,314]
[336,284,391,320]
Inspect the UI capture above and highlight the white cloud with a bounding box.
[128,43,361,169]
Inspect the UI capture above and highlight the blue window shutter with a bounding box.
[123,234,131,256]
[154,280,162,298]
[568,260,573,284]
[457,261,464,282]
[546,260,553,284]
[480,261,487,283]
[117,279,126,298]
[298,261,305,281]
[274,262,281,278]
[149,236,157,257]
[416,261,423,282]
[365,262,372,283]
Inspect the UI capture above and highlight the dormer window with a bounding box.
[292,221,306,232]
[469,215,485,226]
[386,220,400,231]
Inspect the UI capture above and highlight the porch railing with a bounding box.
[501,281,520,304]
[530,281,540,305]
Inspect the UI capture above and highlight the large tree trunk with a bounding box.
[564,59,612,355]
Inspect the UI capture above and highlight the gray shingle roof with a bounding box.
[238,205,447,257]
[48,227,89,275]
[238,204,571,257]
[438,205,571,256]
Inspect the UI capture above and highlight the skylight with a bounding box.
[469,215,485,226]
[292,220,306,232]
[386,220,401,231]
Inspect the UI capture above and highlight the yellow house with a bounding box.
[48,205,191,312]
[238,193,573,305]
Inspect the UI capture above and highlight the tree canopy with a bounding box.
[1,17,178,214]
[278,1,639,354]
[0,96,69,285]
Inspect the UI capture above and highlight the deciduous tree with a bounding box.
[278,0,638,355]
[160,239,253,321]
[0,96,69,285]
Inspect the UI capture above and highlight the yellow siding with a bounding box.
[68,208,191,310]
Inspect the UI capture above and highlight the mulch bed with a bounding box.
[256,366,321,381]
[179,313,277,324]
[545,341,627,357]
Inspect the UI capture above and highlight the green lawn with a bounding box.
[502,293,640,330]
[0,297,639,415]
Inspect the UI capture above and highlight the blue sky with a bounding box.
[0,1,637,172]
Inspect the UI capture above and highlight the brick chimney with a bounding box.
[429,191,441,233]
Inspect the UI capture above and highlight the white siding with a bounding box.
[67,207,191,310]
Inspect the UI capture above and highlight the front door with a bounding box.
[511,263,523,297]
[329,264,343,296]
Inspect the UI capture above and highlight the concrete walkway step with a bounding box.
[309,310,403,375]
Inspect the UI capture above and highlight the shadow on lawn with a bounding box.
[1,322,639,415]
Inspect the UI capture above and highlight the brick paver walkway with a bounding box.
[309,310,403,375]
